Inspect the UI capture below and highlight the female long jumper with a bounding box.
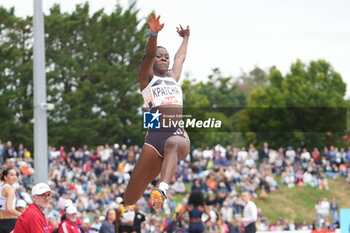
[123,13,190,211]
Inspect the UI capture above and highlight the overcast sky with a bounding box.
[1,0,350,97]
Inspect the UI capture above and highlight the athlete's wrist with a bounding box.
[150,31,158,36]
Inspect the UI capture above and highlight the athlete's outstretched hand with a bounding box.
[176,25,190,38]
[146,13,164,34]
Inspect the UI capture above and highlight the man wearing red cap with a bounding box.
[14,183,54,233]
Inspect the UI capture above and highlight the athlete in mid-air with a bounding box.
[123,12,190,211]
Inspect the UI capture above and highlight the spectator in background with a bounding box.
[320,197,330,221]
[335,147,342,166]
[173,176,186,195]
[277,147,284,158]
[260,142,269,161]
[274,154,284,175]
[179,191,211,233]
[315,200,323,228]
[322,147,330,161]
[330,198,338,224]
[47,216,58,233]
[17,144,24,159]
[225,145,233,161]
[312,148,321,164]
[59,206,80,233]
[295,147,302,162]
[81,218,93,233]
[117,201,135,233]
[221,201,233,223]
[202,146,212,161]
[268,149,278,165]
[15,199,26,213]
[59,146,66,161]
[133,201,146,233]
[3,141,16,162]
[245,155,255,169]
[99,209,116,233]
[329,146,337,165]
[91,216,103,232]
[101,144,113,163]
[301,148,311,170]
[248,144,259,163]
[285,146,296,163]
[0,139,4,160]
[0,168,22,233]
[237,147,248,164]
[14,183,54,233]
[237,191,258,233]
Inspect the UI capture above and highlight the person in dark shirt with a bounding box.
[133,202,145,233]
[179,191,211,233]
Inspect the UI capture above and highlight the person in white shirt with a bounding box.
[202,146,212,160]
[248,144,259,162]
[268,150,278,164]
[237,148,248,164]
[320,197,330,218]
[245,155,255,168]
[0,168,21,233]
[238,191,258,233]
[301,148,311,161]
[221,201,233,223]
[285,147,296,162]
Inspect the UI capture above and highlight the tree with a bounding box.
[0,3,149,149]
[182,68,247,148]
[0,7,33,147]
[44,3,149,147]
[239,59,347,149]
[235,66,269,96]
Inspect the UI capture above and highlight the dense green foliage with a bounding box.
[0,7,34,146]
[182,61,347,149]
[1,3,148,149]
[182,68,247,148]
[240,60,347,149]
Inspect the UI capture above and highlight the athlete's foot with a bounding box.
[151,188,167,211]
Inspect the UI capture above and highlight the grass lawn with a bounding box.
[255,177,350,223]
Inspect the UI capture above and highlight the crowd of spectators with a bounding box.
[1,138,350,232]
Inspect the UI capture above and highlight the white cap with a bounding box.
[116,197,123,204]
[64,199,73,208]
[114,143,119,149]
[16,199,26,208]
[32,183,54,196]
[66,205,78,214]
[83,218,90,224]
[99,216,105,221]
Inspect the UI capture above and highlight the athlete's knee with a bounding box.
[177,150,188,161]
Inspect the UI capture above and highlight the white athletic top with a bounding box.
[141,76,183,111]
[120,209,135,224]
[0,183,16,210]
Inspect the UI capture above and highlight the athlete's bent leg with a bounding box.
[123,144,163,205]
[151,136,190,210]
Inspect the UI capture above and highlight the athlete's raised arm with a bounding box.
[139,13,164,91]
[168,24,190,82]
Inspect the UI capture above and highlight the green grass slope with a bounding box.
[255,178,350,223]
